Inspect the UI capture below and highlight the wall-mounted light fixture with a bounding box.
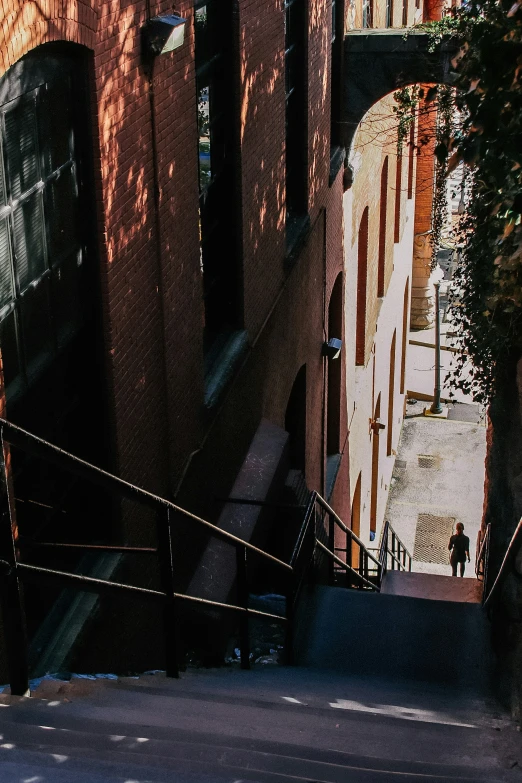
[142,14,187,57]
[322,337,342,360]
[370,418,386,433]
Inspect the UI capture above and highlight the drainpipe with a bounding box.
[143,0,173,496]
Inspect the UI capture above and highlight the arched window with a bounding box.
[362,0,373,27]
[356,207,369,365]
[387,330,397,456]
[377,157,388,298]
[400,278,410,394]
[407,114,416,199]
[394,153,402,243]
[385,0,394,26]
[327,273,343,456]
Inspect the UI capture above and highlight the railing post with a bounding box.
[391,532,397,570]
[284,568,295,666]
[328,511,335,585]
[236,545,250,670]
[358,547,364,589]
[156,507,180,678]
[346,526,350,584]
[0,428,29,695]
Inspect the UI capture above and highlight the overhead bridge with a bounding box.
[342,30,458,151]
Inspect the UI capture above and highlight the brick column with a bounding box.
[411,97,436,330]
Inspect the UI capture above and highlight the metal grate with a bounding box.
[414,513,456,564]
[418,455,438,469]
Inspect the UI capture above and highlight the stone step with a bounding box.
[382,571,483,603]
[0,724,506,783]
[296,585,492,685]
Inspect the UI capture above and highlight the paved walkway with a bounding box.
[385,397,487,579]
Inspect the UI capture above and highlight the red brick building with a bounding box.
[0,0,442,672]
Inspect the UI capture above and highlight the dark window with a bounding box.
[402,0,408,25]
[0,64,84,401]
[377,157,388,297]
[385,0,394,26]
[362,0,373,28]
[195,0,239,358]
[330,0,344,149]
[394,152,402,243]
[285,0,308,221]
[356,207,369,365]
[407,112,415,198]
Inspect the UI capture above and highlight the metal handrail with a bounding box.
[0,415,394,696]
[483,519,522,609]
[0,419,292,695]
[16,562,287,622]
[0,419,291,573]
[315,494,381,570]
[378,520,412,577]
[475,523,490,581]
[315,540,379,591]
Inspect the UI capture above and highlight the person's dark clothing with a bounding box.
[448,533,470,562]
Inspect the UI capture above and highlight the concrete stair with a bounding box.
[0,571,519,782]
[0,666,519,782]
[381,571,483,603]
[296,578,492,686]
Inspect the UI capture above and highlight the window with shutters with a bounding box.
[0,62,84,404]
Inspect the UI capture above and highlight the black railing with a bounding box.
[0,418,292,695]
[0,418,413,696]
[378,520,412,578]
[483,519,522,610]
[290,491,384,592]
[475,523,490,585]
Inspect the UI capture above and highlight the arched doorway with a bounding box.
[400,278,410,394]
[0,46,108,649]
[327,274,343,457]
[387,330,396,456]
[356,207,369,365]
[285,364,307,473]
[370,393,381,536]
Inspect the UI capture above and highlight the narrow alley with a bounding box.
[385,397,486,580]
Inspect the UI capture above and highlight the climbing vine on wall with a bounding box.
[394,0,522,403]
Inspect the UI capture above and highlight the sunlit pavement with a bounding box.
[385,397,486,578]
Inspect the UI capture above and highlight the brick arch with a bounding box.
[0,2,97,77]
[342,31,458,153]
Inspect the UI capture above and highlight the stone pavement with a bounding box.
[384,398,487,579]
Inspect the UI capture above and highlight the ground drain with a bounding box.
[417,455,439,469]
[414,513,456,564]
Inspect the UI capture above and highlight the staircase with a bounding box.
[0,420,520,780]
[0,636,519,783]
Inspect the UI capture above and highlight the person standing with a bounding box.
[448,522,470,577]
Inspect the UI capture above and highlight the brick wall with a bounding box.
[0,0,349,523]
